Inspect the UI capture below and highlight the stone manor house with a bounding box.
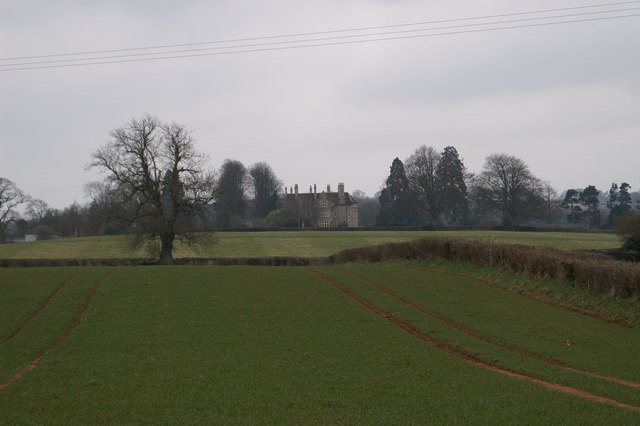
[283,183,359,228]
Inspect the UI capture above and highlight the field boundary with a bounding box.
[0,257,329,268]
[330,238,640,301]
[313,271,640,413]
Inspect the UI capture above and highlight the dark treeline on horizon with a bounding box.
[1,119,639,243]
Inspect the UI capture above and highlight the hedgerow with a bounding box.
[330,238,640,303]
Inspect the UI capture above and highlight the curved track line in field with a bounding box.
[404,266,634,329]
[348,272,640,389]
[1,276,76,344]
[312,271,640,413]
[0,273,110,390]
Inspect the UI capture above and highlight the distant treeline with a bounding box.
[2,144,638,243]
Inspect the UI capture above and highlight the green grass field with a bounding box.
[0,230,623,259]
[2,263,639,423]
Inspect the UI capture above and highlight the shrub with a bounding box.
[615,214,640,251]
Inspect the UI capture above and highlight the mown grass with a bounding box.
[1,265,640,423]
[0,230,622,259]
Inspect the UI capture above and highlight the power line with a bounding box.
[3,7,639,69]
[2,0,638,62]
[2,7,638,72]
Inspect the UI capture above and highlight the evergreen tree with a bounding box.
[580,185,601,228]
[607,182,633,227]
[560,189,582,224]
[436,146,468,224]
[377,158,417,226]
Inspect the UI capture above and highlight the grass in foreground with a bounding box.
[1,265,639,424]
[0,230,622,259]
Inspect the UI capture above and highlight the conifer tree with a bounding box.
[436,146,468,224]
[377,158,417,226]
[607,182,633,227]
[580,185,601,228]
[560,189,582,224]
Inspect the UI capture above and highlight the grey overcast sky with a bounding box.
[1,0,639,209]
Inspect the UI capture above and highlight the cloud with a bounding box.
[1,0,639,206]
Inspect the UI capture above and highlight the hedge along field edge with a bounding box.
[2,236,638,302]
[330,238,640,303]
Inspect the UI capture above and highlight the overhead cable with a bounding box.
[1,3,638,72]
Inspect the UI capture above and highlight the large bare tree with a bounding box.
[405,145,441,223]
[473,153,544,228]
[0,177,29,241]
[215,159,248,228]
[248,162,281,218]
[90,115,215,264]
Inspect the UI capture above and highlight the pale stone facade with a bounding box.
[284,183,359,228]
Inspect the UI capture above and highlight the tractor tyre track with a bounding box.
[348,271,640,389]
[313,271,640,413]
[1,276,76,344]
[405,266,633,328]
[0,273,110,390]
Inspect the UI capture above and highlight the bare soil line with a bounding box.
[349,272,640,389]
[0,273,110,390]
[1,276,76,345]
[405,266,634,329]
[312,271,640,413]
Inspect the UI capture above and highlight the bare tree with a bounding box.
[26,198,49,223]
[90,115,215,264]
[541,181,558,224]
[0,177,29,241]
[352,190,380,227]
[83,181,127,235]
[215,159,248,227]
[472,153,544,228]
[405,145,441,224]
[248,162,281,218]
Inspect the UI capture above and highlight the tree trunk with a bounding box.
[158,232,174,265]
